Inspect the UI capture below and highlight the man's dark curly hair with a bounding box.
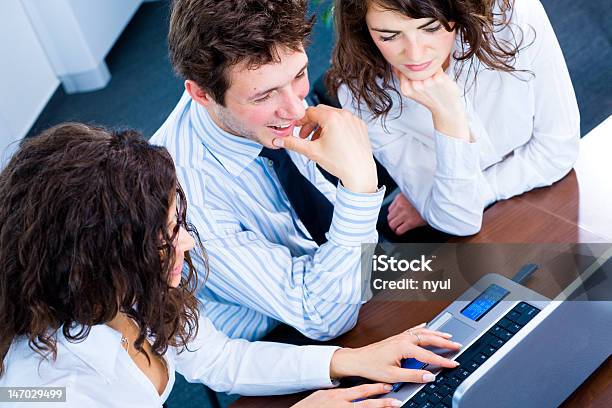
[168,0,314,104]
[0,123,205,375]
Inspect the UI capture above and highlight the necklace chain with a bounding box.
[120,335,129,352]
[120,317,135,353]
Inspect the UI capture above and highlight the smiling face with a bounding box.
[188,46,310,148]
[366,3,456,81]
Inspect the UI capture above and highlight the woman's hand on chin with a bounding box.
[393,67,471,142]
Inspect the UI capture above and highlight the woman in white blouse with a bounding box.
[330,0,579,236]
[0,123,460,407]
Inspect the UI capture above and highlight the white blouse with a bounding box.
[339,0,580,235]
[0,315,337,407]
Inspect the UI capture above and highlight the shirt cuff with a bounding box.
[481,171,499,207]
[434,130,480,179]
[327,184,385,246]
[299,345,341,389]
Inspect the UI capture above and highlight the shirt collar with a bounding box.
[57,324,123,382]
[190,99,263,177]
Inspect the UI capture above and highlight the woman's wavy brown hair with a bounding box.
[0,123,206,375]
[328,0,530,120]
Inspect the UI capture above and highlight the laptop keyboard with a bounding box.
[401,302,541,408]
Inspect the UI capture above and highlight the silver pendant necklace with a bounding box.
[120,334,129,352]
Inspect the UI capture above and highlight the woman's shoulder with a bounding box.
[1,337,124,407]
[487,0,554,67]
[0,335,74,386]
[1,326,123,385]
[505,0,551,29]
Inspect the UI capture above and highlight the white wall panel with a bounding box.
[0,0,59,159]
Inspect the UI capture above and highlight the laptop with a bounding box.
[391,246,612,408]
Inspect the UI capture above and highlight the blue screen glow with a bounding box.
[461,284,510,321]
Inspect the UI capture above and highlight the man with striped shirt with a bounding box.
[151,0,384,341]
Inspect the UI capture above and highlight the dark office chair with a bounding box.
[202,385,222,408]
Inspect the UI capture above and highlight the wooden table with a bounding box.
[233,116,612,408]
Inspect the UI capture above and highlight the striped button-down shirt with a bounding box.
[151,92,384,341]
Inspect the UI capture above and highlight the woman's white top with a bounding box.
[0,316,337,407]
[338,0,580,235]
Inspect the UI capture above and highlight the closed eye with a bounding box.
[380,33,400,42]
[254,93,273,103]
[424,24,442,33]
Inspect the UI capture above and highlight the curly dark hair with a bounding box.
[168,0,315,105]
[328,0,531,120]
[0,123,206,376]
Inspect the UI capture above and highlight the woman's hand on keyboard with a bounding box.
[292,383,403,407]
[330,324,462,384]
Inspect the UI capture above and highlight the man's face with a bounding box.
[207,46,310,148]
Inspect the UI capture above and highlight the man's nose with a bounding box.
[278,91,306,120]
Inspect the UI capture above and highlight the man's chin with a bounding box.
[253,133,280,149]
[260,126,295,148]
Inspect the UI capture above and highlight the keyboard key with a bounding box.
[517,311,536,325]
[517,303,539,319]
[480,334,497,346]
[428,392,443,404]
[455,356,473,368]
[421,402,435,408]
[458,369,470,379]
[489,336,505,348]
[445,376,460,389]
[498,318,512,329]
[493,327,513,341]
[443,395,453,406]
[439,384,452,396]
[517,302,530,312]
[434,376,446,386]
[413,391,429,404]
[405,401,418,408]
[508,311,522,323]
[434,404,448,408]
[482,345,497,356]
[425,383,439,393]
[444,368,462,380]
[507,322,522,334]
[466,361,480,372]
[475,353,488,364]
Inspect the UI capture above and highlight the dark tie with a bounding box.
[259,147,334,245]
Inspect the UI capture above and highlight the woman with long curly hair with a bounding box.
[329,0,579,237]
[0,123,461,407]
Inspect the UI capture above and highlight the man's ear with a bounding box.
[185,80,215,107]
